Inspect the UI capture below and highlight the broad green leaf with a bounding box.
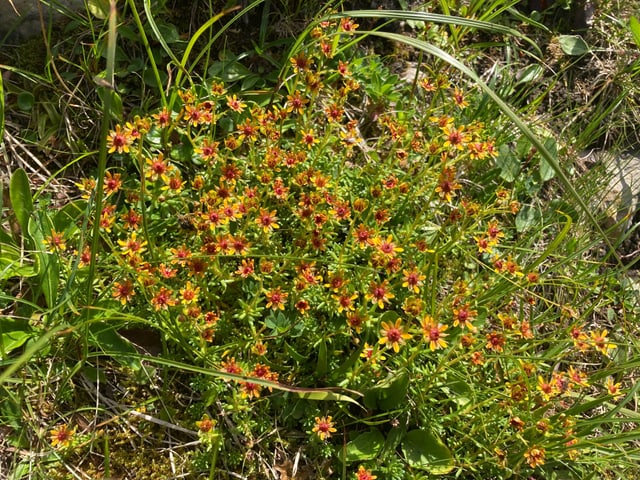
[364,370,409,411]
[558,35,589,56]
[156,21,181,44]
[28,213,59,309]
[446,380,472,407]
[16,92,34,112]
[516,63,543,85]
[9,169,34,241]
[316,339,328,377]
[629,16,640,48]
[496,145,520,182]
[87,0,110,19]
[539,137,557,182]
[515,204,543,233]
[401,429,455,474]
[0,318,33,360]
[0,242,37,279]
[96,84,122,121]
[345,429,385,462]
[285,341,308,363]
[53,200,87,232]
[88,322,141,369]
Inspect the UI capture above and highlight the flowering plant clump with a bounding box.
[54,17,631,478]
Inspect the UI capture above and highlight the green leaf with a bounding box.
[28,213,59,309]
[0,318,33,359]
[16,92,34,112]
[364,370,409,411]
[345,429,385,462]
[87,0,110,19]
[515,204,542,233]
[316,339,328,377]
[558,35,589,56]
[9,169,34,242]
[0,242,37,279]
[88,322,141,369]
[539,137,557,182]
[401,429,455,474]
[516,64,543,85]
[495,145,520,182]
[96,85,122,120]
[629,16,640,48]
[265,311,290,334]
[53,200,87,232]
[285,341,308,363]
[156,21,181,44]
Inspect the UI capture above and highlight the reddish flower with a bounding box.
[355,465,377,480]
[290,52,312,72]
[103,171,123,195]
[151,287,177,311]
[591,329,616,355]
[485,331,506,352]
[121,209,142,230]
[366,280,395,309]
[421,316,449,351]
[353,224,375,249]
[378,318,412,352]
[221,358,242,375]
[256,208,280,233]
[452,302,477,331]
[402,267,426,293]
[107,124,133,154]
[374,235,403,257]
[312,416,337,441]
[50,424,76,449]
[339,17,359,33]
[112,279,135,305]
[265,287,288,310]
[226,94,246,113]
[152,108,171,128]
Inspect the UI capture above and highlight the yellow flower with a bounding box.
[312,415,337,441]
[420,316,449,351]
[524,445,546,468]
[378,318,412,353]
[590,329,616,355]
[50,423,77,449]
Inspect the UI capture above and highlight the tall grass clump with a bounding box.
[1,2,639,479]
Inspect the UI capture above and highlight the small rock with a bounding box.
[582,150,640,242]
[0,0,83,40]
